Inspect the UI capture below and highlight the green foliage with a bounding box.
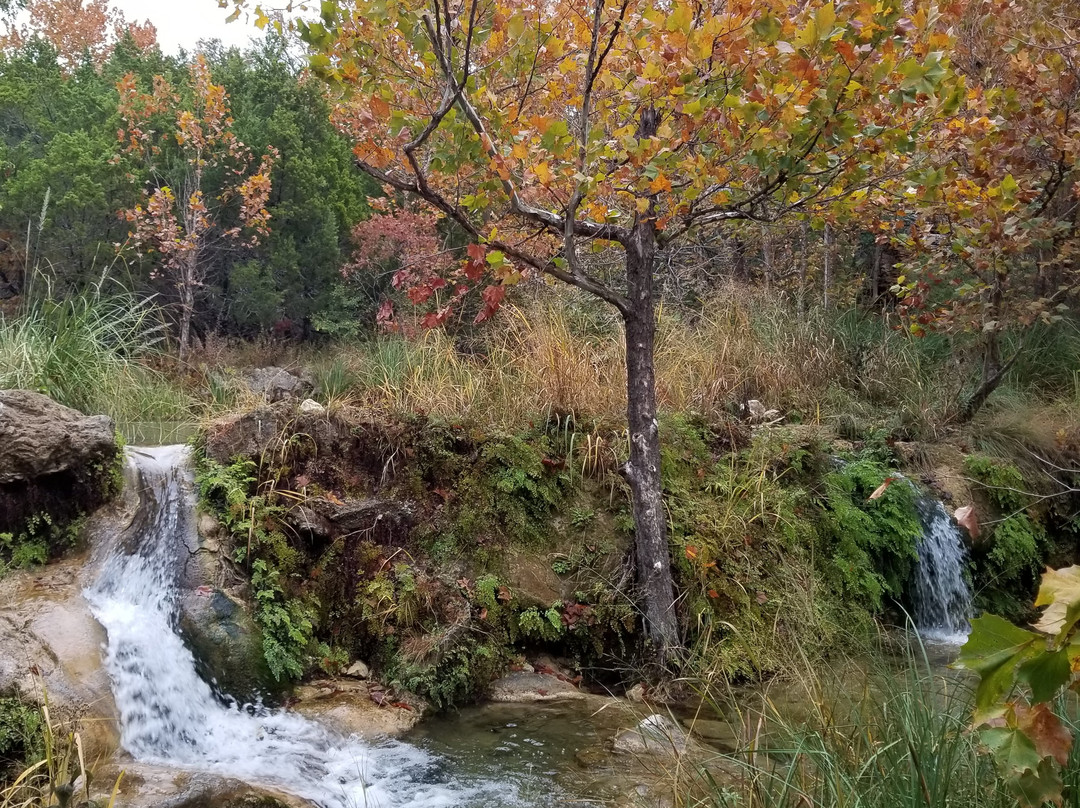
[415,427,573,560]
[0,513,86,574]
[986,514,1046,585]
[695,645,1032,808]
[0,697,42,778]
[517,606,564,642]
[956,566,1080,807]
[196,456,313,681]
[251,559,315,682]
[0,278,193,423]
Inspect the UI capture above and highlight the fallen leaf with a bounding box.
[868,477,897,500]
[955,504,980,539]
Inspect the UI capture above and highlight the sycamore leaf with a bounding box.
[1034,566,1080,640]
[1011,756,1065,808]
[957,615,1041,718]
[533,162,552,184]
[954,504,979,539]
[867,476,896,500]
[1017,648,1071,704]
[981,726,1043,780]
[752,14,782,44]
[1015,703,1073,766]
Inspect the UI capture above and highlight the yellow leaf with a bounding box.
[533,162,552,184]
[254,6,269,29]
[815,3,836,38]
[511,142,528,160]
[636,197,649,214]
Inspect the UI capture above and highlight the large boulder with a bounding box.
[0,390,116,485]
[0,390,119,541]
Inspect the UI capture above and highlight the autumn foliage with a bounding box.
[116,55,277,358]
[1,0,156,69]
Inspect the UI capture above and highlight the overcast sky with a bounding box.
[109,0,263,54]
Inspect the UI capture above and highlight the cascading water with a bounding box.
[911,496,972,644]
[84,446,534,808]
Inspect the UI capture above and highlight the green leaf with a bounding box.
[980,726,1042,779]
[957,614,1040,717]
[1011,756,1064,808]
[752,15,782,44]
[1017,647,1071,703]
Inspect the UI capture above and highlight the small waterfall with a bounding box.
[911,496,972,644]
[85,446,528,808]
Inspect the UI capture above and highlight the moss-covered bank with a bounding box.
[193,401,1080,707]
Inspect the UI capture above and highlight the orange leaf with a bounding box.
[685,546,698,560]
[649,172,672,194]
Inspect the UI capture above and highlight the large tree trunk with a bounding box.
[623,211,679,664]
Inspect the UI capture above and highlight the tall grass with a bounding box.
[0,275,194,424]
[304,286,969,434]
[678,640,1038,808]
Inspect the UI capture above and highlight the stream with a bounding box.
[80,445,972,807]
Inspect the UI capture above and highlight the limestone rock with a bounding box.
[344,660,370,679]
[299,398,326,414]
[0,556,120,762]
[247,367,313,403]
[486,671,585,703]
[0,390,119,536]
[0,390,116,485]
[613,714,689,756]
[94,762,313,808]
[292,679,422,738]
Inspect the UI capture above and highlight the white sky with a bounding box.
[108,0,263,54]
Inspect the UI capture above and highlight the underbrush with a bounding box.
[679,640,1036,808]
[0,694,120,808]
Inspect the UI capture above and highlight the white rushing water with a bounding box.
[911,496,972,645]
[85,446,526,808]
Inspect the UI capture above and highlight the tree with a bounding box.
[235,0,960,661]
[116,54,277,359]
[891,0,1080,420]
[1,0,156,70]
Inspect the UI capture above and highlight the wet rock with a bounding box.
[344,660,370,679]
[487,671,585,703]
[247,367,313,403]
[299,398,326,415]
[613,714,689,756]
[292,679,422,739]
[177,502,272,702]
[0,556,120,762]
[179,587,271,702]
[96,762,314,808]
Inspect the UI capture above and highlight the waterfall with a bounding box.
[85,446,526,808]
[911,496,972,644]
